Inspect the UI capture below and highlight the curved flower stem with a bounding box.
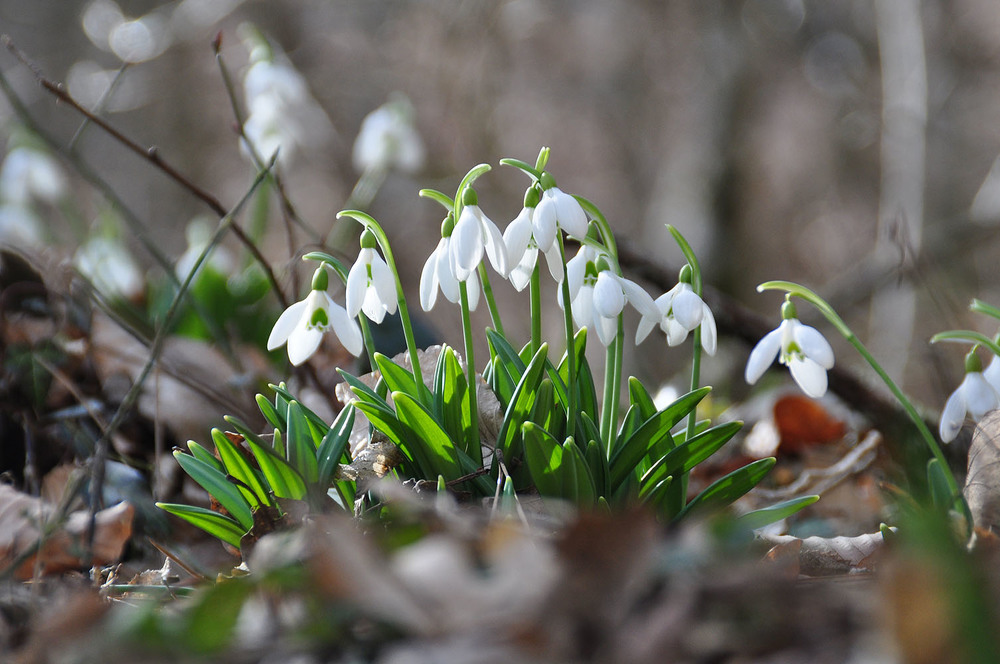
[930,331,1000,358]
[530,263,542,356]
[459,281,480,452]
[477,263,506,338]
[971,298,1000,323]
[577,196,624,452]
[758,280,963,510]
[337,210,424,396]
[558,234,578,438]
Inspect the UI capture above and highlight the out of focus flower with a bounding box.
[74,235,144,301]
[239,24,332,167]
[352,94,424,174]
[0,145,66,206]
[175,217,232,279]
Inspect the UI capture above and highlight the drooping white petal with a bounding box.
[549,187,588,238]
[419,244,442,312]
[267,299,308,350]
[594,311,619,347]
[532,195,558,251]
[508,245,537,292]
[570,284,594,331]
[940,385,967,443]
[592,271,625,318]
[618,276,659,320]
[788,356,828,398]
[345,252,369,318]
[286,325,324,366]
[635,292,669,344]
[964,372,999,420]
[451,206,484,279]
[481,213,509,276]
[700,304,718,356]
[328,297,364,357]
[664,316,689,347]
[745,327,783,385]
[437,247,461,303]
[984,356,1000,394]
[361,287,387,324]
[565,252,587,301]
[794,323,835,369]
[670,285,704,331]
[371,255,397,315]
[465,269,481,311]
[502,208,533,270]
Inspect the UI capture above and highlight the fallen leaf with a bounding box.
[758,530,887,575]
[965,409,1000,533]
[0,484,134,579]
[773,394,846,452]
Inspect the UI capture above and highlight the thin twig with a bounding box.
[2,35,289,309]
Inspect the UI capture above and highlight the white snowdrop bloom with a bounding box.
[0,205,44,246]
[449,190,508,280]
[503,186,563,291]
[636,279,717,355]
[238,29,332,167]
[0,146,67,206]
[745,302,834,398]
[983,354,1000,395]
[267,268,363,365]
[533,172,589,244]
[420,233,480,312]
[940,352,1000,443]
[352,95,425,174]
[74,236,144,301]
[559,265,655,347]
[346,234,397,324]
[174,217,232,280]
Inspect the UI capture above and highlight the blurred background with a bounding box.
[2,0,1000,414]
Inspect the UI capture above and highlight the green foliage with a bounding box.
[157,385,356,549]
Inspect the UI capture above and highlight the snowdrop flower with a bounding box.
[239,25,332,167]
[533,171,589,244]
[636,266,717,355]
[0,145,67,206]
[503,185,563,291]
[940,350,1000,443]
[984,353,1000,395]
[346,230,397,324]
[559,254,657,347]
[745,299,834,398]
[352,94,424,174]
[175,217,232,279]
[420,215,480,312]
[74,235,144,301]
[449,188,508,281]
[267,267,362,365]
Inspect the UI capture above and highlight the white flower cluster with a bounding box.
[268,166,719,366]
[0,140,67,247]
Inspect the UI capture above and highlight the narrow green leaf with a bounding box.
[609,386,711,491]
[172,451,253,530]
[734,495,820,531]
[584,438,609,498]
[628,377,658,420]
[496,343,548,460]
[156,503,245,549]
[678,457,776,520]
[286,401,319,482]
[639,420,744,496]
[317,406,356,487]
[225,416,307,500]
[255,393,284,430]
[522,422,564,497]
[563,439,596,506]
[530,378,556,434]
[269,383,331,440]
[373,352,420,397]
[210,429,270,508]
[392,391,462,478]
[187,441,223,472]
[338,369,390,409]
[927,458,954,512]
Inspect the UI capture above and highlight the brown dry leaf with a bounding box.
[0,484,134,579]
[758,530,887,576]
[773,394,846,452]
[965,409,1000,532]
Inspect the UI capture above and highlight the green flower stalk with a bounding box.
[756,280,964,516]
